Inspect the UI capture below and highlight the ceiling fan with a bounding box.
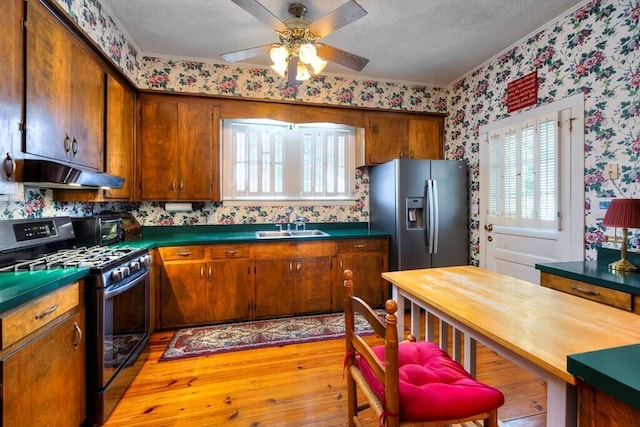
[221,0,369,85]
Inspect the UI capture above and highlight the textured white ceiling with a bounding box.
[100,0,586,85]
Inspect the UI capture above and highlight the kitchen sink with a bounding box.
[255,229,329,239]
[289,230,329,237]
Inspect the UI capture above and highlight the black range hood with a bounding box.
[22,159,125,190]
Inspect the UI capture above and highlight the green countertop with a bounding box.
[119,223,389,249]
[0,269,89,313]
[0,223,388,313]
[568,344,640,410]
[536,247,640,411]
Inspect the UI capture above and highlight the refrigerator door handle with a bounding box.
[425,179,436,254]
[432,179,439,253]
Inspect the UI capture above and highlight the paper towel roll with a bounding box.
[164,202,193,212]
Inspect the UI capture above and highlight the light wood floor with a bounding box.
[103,323,547,427]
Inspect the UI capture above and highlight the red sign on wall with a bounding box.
[507,71,538,113]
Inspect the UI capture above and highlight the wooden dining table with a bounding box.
[382,265,640,427]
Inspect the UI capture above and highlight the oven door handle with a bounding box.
[104,268,150,299]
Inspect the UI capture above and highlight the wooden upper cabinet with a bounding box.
[25,0,105,170]
[104,75,135,200]
[407,117,443,159]
[139,94,218,201]
[0,0,23,195]
[363,112,443,165]
[364,113,408,165]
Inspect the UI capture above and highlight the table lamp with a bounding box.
[602,198,640,271]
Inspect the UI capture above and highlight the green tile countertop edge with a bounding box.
[568,343,640,410]
[118,222,389,249]
[535,248,640,296]
[0,268,89,313]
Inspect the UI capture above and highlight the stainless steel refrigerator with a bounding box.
[370,158,468,271]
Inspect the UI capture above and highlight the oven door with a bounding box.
[97,268,150,389]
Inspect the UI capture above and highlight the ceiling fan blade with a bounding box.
[316,44,369,71]
[231,0,288,32]
[309,0,367,39]
[287,56,300,86]
[221,44,272,62]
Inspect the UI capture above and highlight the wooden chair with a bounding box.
[343,269,504,427]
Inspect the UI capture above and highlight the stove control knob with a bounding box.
[122,266,131,278]
[140,255,152,268]
[129,261,141,272]
[111,268,124,282]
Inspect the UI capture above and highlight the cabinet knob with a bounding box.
[71,137,79,155]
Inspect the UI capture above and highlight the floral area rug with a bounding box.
[160,311,379,361]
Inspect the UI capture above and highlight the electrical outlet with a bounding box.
[605,163,619,179]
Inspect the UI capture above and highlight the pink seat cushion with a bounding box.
[358,341,505,421]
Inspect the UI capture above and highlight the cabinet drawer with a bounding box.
[0,281,80,349]
[160,246,205,261]
[540,273,632,311]
[210,244,251,259]
[337,238,384,252]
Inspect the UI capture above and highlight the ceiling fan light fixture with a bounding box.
[310,56,327,74]
[269,45,289,64]
[298,43,317,64]
[295,62,311,81]
[271,61,288,77]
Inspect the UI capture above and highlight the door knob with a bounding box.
[484,224,493,232]
[487,236,493,242]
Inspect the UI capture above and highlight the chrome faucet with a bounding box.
[293,216,306,231]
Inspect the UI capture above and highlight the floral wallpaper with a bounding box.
[0,0,637,264]
[445,0,639,261]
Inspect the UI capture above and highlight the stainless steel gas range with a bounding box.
[0,216,151,426]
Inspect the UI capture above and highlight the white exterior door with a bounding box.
[479,95,584,284]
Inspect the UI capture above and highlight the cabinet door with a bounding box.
[208,259,253,322]
[254,258,295,319]
[25,0,71,161]
[364,114,407,164]
[159,263,207,328]
[294,256,333,314]
[407,117,443,160]
[140,98,179,199]
[178,102,215,200]
[1,310,86,426]
[337,251,386,308]
[0,0,22,196]
[69,42,104,170]
[104,74,134,199]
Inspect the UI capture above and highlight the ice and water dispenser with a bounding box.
[406,197,424,229]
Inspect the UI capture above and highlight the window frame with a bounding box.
[221,119,357,205]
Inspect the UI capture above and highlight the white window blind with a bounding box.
[487,114,559,229]
[222,119,356,202]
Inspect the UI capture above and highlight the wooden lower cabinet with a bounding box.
[208,257,253,322]
[160,262,208,328]
[158,244,253,328]
[156,238,389,326]
[333,238,389,310]
[253,241,335,319]
[578,381,640,426]
[0,281,86,426]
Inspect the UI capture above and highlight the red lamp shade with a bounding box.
[602,199,640,228]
